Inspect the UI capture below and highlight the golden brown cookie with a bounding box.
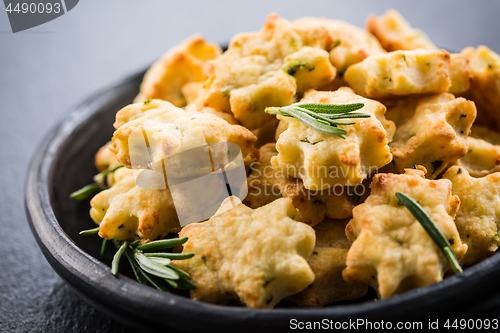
[173,197,315,308]
[443,166,500,266]
[386,93,476,178]
[344,49,451,99]
[244,144,355,226]
[272,88,395,188]
[343,167,466,299]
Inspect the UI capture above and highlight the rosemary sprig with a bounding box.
[70,165,123,201]
[93,165,123,184]
[134,252,179,279]
[129,238,196,290]
[165,279,178,288]
[112,241,128,275]
[168,264,190,279]
[124,249,148,285]
[70,183,106,201]
[144,252,195,260]
[396,192,463,274]
[129,240,140,247]
[265,103,370,138]
[294,103,364,114]
[176,277,197,290]
[286,107,348,138]
[83,231,196,291]
[148,257,173,266]
[141,272,170,292]
[79,227,100,235]
[136,237,188,251]
[100,239,110,256]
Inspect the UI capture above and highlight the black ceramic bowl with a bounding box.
[25,68,500,332]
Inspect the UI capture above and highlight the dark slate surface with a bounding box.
[1,1,500,332]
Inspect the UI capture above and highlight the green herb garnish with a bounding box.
[144,252,195,260]
[265,103,369,139]
[70,165,123,201]
[79,227,100,236]
[136,237,188,252]
[134,252,178,279]
[129,239,140,247]
[79,230,197,291]
[175,277,197,290]
[327,39,341,52]
[70,183,106,201]
[112,241,128,275]
[93,165,123,184]
[100,239,110,256]
[395,192,462,274]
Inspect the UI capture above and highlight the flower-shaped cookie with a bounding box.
[287,218,367,307]
[293,17,386,73]
[386,93,476,178]
[200,14,336,130]
[366,9,437,52]
[90,171,181,243]
[343,167,467,299]
[134,35,221,106]
[172,197,315,308]
[457,125,500,177]
[344,49,452,98]
[111,99,259,177]
[462,46,500,130]
[271,88,395,189]
[367,11,471,95]
[444,166,500,266]
[244,143,356,226]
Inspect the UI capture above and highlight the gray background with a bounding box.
[1,0,500,332]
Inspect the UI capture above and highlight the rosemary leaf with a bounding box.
[93,165,124,184]
[112,241,128,275]
[112,240,148,285]
[165,279,178,288]
[138,269,170,292]
[70,183,106,201]
[294,106,347,126]
[71,165,123,201]
[286,108,348,136]
[265,103,370,139]
[297,102,364,114]
[176,277,197,290]
[136,237,188,252]
[262,107,290,117]
[295,106,362,126]
[318,113,371,120]
[148,257,172,266]
[129,240,140,247]
[79,227,100,236]
[144,252,195,260]
[100,239,109,256]
[124,250,148,285]
[167,264,190,279]
[134,252,179,279]
[395,192,462,274]
[111,239,196,291]
[325,120,356,126]
[295,105,370,126]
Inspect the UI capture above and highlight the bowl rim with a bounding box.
[24,69,500,331]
